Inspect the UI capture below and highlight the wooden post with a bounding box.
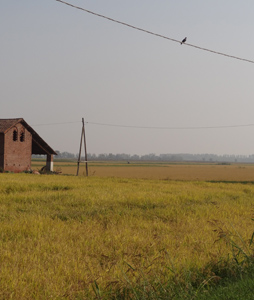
[76,124,83,176]
[83,118,89,177]
[76,118,88,176]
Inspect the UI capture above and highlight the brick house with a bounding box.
[0,118,57,173]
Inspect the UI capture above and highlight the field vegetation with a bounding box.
[32,159,254,181]
[1,163,254,299]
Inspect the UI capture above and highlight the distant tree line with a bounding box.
[86,153,254,163]
[31,151,254,163]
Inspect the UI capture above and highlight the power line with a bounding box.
[30,119,254,130]
[55,0,254,64]
[32,121,81,126]
[86,121,254,130]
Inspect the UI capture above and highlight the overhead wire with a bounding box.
[32,121,81,126]
[86,121,254,130]
[30,120,254,130]
[36,2,254,131]
[55,0,254,64]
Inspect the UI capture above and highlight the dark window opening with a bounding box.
[13,130,18,141]
[20,131,25,142]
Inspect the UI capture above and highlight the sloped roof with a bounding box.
[0,118,57,155]
[0,118,23,133]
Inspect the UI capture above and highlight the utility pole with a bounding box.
[77,117,88,176]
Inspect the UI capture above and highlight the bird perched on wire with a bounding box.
[181,37,187,44]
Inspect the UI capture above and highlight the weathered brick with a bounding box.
[0,118,56,173]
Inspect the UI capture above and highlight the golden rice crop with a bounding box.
[0,172,254,299]
[32,160,254,181]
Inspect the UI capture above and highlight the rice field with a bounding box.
[32,159,254,181]
[1,162,254,299]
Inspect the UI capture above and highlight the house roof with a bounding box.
[0,118,57,155]
[0,118,23,133]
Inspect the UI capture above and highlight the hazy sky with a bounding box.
[1,1,254,155]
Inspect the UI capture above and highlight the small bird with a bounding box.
[181,37,187,45]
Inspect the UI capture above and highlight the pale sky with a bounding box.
[1,1,254,155]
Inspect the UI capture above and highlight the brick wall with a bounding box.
[0,133,4,170]
[4,123,32,172]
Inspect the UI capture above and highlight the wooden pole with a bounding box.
[76,120,84,176]
[76,118,89,176]
[83,117,89,176]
